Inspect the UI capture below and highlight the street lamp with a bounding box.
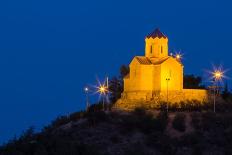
[97,83,108,111]
[212,69,223,112]
[176,54,181,59]
[166,78,170,112]
[175,53,182,61]
[84,87,90,111]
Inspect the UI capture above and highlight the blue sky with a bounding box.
[0,0,231,143]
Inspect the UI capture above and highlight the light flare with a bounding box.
[174,51,183,60]
[206,64,229,83]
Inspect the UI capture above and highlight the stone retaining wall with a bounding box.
[115,89,209,110]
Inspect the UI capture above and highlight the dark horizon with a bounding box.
[0,0,231,144]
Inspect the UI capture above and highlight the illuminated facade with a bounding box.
[116,28,208,110]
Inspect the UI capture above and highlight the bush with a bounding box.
[69,111,86,121]
[172,113,186,132]
[146,133,175,154]
[86,111,108,126]
[119,108,169,134]
[201,111,217,131]
[191,112,202,130]
[50,116,70,129]
[123,143,150,155]
[120,108,156,134]
[153,111,168,132]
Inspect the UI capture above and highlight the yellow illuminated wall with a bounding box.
[119,29,208,109]
[160,58,183,91]
[145,37,168,60]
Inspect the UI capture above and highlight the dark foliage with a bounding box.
[146,133,176,155]
[108,65,129,104]
[2,103,232,155]
[222,82,231,100]
[120,108,168,135]
[120,65,129,79]
[184,74,205,89]
[172,113,186,132]
[109,77,123,103]
[191,112,201,130]
[123,143,150,155]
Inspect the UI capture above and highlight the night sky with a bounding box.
[0,0,231,144]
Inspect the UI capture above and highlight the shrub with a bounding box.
[191,112,202,130]
[120,108,168,134]
[50,116,70,129]
[201,111,217,131]
[123,143,150,155]
[69,111,86,122]
[172,113,186,132]
[110,135,121,144]
[120,108,156,134]
[86,111,108,126]
[146,133,175,154]
[153,111,168,132]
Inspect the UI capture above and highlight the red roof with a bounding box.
[146,28,167,39]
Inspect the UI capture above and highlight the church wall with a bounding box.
[116,89,208,110]
[145,38,168,58]
[121,89,207,103]
[160,58,183,91]
[140,65,154,91]
[159,89,208,103]
[117,28,209,111]
[124,58,141,91]
[152,65,161,91]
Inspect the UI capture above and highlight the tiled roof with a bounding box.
[124,74,130,79]
[152,57,170,65]
[135,56,171,65]
[146,28,167,39]
[135,56,152,65]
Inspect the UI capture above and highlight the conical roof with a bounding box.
[146,28,167,39]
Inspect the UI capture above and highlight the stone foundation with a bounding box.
[115,89,209,110]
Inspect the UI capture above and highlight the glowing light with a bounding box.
[212,69,224,81]
[176,54,181,59]
[96,83,108,95]
[84,87,89,92]
[99,85,107,94]
[213,70,223,80]
[207,64,229,82]
[174,52,183,60]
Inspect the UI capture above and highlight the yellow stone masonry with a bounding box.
[115,28,208,110]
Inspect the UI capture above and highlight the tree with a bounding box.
[109,77,123,103]
[120,65,129,79]
[109,65,129,103]
[222,82,231,100]
[183,74,205,89]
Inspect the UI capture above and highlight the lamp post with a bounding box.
[98,85,107,111]
[84,87,90,111]
[106,77,109,111]
[166,78,170,112]
[212,70,223,113]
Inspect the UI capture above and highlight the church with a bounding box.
[116,28,208,110]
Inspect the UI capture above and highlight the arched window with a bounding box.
[150,45,152,54]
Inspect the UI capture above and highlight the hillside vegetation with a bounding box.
[1,101,232,155]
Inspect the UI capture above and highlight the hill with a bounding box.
[1,104,232,155]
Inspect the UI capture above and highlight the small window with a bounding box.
[161,46,163,54]
[150,45,152,54]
